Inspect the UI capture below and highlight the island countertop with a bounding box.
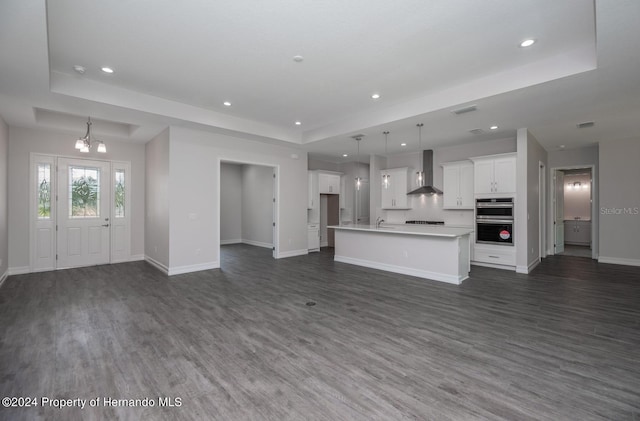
[328,224,473,238]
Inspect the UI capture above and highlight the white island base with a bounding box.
[331,225,471,285]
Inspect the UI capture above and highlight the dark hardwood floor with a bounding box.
[1,245,639,420]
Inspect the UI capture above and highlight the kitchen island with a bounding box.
[329,224,473,284]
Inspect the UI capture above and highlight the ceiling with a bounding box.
[0,0,639,162]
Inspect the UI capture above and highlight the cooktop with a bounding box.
[405,220,445,225]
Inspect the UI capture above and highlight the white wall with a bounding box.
[308,157,340,172]
[598,137,640,266]
[0,116,8,282]
[145,128,170,269]
[241,164,274,247]
[526,130,548,270]
[8,126,146,271]
[220,163,243,243]
[563,173,592,220]
[515,129,548,273]
[164,126,307,273]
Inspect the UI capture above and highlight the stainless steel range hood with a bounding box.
[407,150,443,195]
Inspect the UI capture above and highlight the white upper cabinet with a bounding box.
[308,171,318,209]
[442,161,474,209]
[380,167,411,209]
[318,173,340,194]
[471,153,516,195]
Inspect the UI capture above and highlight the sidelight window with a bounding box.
[37,163,51,219]
[115,169,125,218]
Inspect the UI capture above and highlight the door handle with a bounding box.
[102,224,110,227]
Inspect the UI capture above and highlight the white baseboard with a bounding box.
[334,255,466,285]
[168,261,220,276]
[241,239,273,249]
[320,241,328,248]
[471,261,516,271]
[598,256,640,267]
[0,270,7,288]
[516,259,540,274]
[276,249,308,259]
[8,266,30,276]
[111,254,145,264]
[220,239,242,245]
[144,255,169,275]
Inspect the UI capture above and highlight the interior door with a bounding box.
[57,158,111,268]
[554,170,565,254]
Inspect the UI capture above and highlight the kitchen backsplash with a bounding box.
[382,194,474,226]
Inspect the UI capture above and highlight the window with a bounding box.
[37,163,51,219]
[69,166,100,218]
[115,169,125,218]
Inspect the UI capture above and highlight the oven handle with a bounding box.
[476,203,513,208]
[476,219,514,224]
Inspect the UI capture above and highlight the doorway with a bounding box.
[219,161,278,265]
[30,154,132,271]
[552,166,594,258]
[320,194,340,248]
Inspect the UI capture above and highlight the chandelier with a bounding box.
[75,117,106,153]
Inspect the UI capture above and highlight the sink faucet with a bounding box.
[376,217,385,228]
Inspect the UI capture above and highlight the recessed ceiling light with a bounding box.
[559,145,566,149]
[371,93,381,99]
[400,142,407,147]
[295,121,302,125]
[520,39,536,48]
[73,65,86,74]
[293,55,304,62]
[101,66,114,74]
[223,101,231,107]
[342,154,348,157]
[490,125,498,130]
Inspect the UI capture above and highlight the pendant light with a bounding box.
[415,123,424,187]
[75,117,107,154]
[354,135,363,191]
[382,131,390,189]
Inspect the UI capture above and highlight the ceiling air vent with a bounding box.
[576,121,595,129]
[469,128,485,135]
[451,105,478,115]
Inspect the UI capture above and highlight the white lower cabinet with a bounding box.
[472,244,515,267]
[308,224,320,252]
[564,220,591,246]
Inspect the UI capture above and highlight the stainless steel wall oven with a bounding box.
[476,198,514,245]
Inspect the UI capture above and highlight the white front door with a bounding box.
[554,170,565,254]
[57,158,111,269]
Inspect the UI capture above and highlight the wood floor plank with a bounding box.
[1,245,639,420]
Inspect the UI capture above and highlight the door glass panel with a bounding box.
[37,163,51,219]
[69,166,100,218]
[114,169,125,218]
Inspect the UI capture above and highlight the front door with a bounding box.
[56,158,111,269]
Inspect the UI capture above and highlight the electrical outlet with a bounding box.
[403,250,409,258]
[195,248,201,255]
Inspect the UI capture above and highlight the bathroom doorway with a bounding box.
[552,167,594,258]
